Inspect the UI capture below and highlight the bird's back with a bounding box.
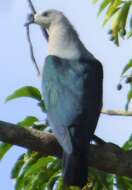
[42,55,103,150]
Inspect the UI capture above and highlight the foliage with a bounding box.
[0,143,12,160]
[6,86,42,102]
[92,0,132,44]
[0,86,131,189]
[121,59,132,110]
[115,135,132,189]
[92,0,132,108]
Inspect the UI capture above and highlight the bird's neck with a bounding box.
[47,21,86,60]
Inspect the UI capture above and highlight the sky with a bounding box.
[0,0,132,189]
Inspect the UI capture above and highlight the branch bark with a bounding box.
[101,109,132,116]
[0,120,132,178]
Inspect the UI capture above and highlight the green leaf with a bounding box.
[119,1,131,29]
[6,86,42,102]
[18,116,38,128]
[123,135,132,151]
[121,59,132,75]
[116,176,132,190]
[13,152,61,190]
[38,100,46,112]
[92,0,132,47]
[15,173,25,190]
[110,0,131,43]
[47,172,61,189]
[11,153,25,179]
[15,152,41,190]
[55,177,64,190]
[125,89,132,111]
[89,168,114,190]
[127,89,132,102]
[33,122,47,130]
[24,171,47,190]
[130,15,132,29]
[69,186,81,190]
[0,143,12,160]
[98,0,111,16]
[92,0,99,4]
[127,30,132,38]
[24,156,56,178]
[103,0,122,25]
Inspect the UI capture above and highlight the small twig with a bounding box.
[25,0,49,75]
[26,0,49,41]
[26,25,40,75]
[101,109,132,116]
[27,0,36,14]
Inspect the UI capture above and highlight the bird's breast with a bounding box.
[48,24,81,59]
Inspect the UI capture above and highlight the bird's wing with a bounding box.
[42,55,103,153]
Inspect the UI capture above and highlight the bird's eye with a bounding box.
[42,12,49,17]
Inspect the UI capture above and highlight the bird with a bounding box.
[33,9,103,188]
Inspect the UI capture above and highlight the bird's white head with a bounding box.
[34,9,92,59]
[34,9,64,29]
[34,9,82,59]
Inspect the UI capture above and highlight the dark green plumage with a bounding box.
[42,55,103,187]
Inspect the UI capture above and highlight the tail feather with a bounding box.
[62,121,92,188]
[63,148,89,188]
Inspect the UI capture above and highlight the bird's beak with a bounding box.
[24,13,35,26]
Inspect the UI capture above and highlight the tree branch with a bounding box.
[101,109,132,116]
[0,120,132,178]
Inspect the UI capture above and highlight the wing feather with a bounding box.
[41,55,103,153]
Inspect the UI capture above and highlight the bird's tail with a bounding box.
[63,146,89,188]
